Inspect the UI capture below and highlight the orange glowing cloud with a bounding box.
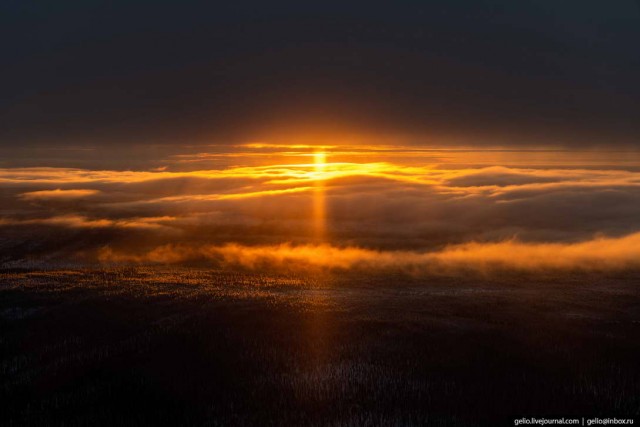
[3,146,640,270]
[2,215,176,230]
[97,231,640,272]
[20,188,100,200]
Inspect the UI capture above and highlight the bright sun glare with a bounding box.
[313,151,327,170]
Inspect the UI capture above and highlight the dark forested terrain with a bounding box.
[2,268,640,426]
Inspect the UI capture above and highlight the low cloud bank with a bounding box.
[97,232,640,273]
[4,148,640,268]
[20,189,100,200]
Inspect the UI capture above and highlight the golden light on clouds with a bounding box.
[2,143,640,272]
[97,231,640,272]
[313,151,328,241]
[20,188,100,200]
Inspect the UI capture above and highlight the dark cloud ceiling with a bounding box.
[1,0,639,146]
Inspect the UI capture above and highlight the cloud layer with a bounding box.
[97,231,640,272]
[2,145,640,271]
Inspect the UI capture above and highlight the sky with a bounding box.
[1,2,640,272]
[1,0,639,147]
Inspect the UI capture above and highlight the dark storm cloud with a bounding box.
[1,1,639,146]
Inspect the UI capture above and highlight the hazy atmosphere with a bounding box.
[2,1,640,426]
[2,144,640,272]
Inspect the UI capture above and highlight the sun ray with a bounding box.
[313,151,327,241]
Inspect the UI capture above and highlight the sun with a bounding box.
[313,151,327,171]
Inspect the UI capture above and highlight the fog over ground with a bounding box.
[2,144,640,272]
